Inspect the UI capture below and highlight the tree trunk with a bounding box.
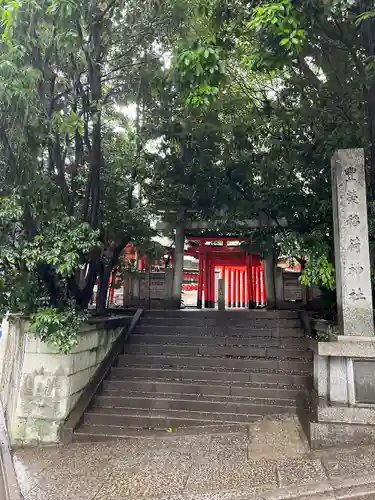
[368,81,375,201]
[96,264,112,315]
[75,264,100,309]
[171,223,185,309]
[94,238,131,314]
[361,12,375,199]
[85,5,103,230]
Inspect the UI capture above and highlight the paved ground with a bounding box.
[13,416,375,500]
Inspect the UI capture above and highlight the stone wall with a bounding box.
[0,314,130,445]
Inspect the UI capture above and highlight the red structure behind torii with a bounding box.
[185,237,266,309]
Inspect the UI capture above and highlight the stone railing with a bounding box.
[0,314,132,445]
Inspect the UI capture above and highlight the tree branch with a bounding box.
[296,57,321,89]
[0,124,18,173]
[99,0,119,20]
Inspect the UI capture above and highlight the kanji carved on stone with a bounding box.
[344,166,357,181]
[346,189,359,204]
[345,214,360,227]
[348,263,364,275]
[348,237,361,253]
[349,288,366,301]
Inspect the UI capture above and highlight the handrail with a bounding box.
[0,401,22,500]
[61,308,144,444]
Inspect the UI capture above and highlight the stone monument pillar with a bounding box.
[309,149,375,448]
[332,149,374,337]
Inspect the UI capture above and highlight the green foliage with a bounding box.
[30,306,87,354]
[300,253,335,291]
[355,10,375,26]
[23,218,99,278]
[164,0,375,296]
[249,0,305,54]
[278,234,336,291]
[2,0,375,331]
[0,195,23,223]
[280,231,335,290]
[0,198,99,354]
[0,0,185,350]
[174,41,225,107]
[0,0,179,347]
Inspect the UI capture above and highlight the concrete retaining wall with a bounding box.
[0,314,130,445]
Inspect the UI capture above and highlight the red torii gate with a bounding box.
[185,237,266,309]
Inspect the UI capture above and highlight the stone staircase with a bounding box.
[73,310,312,441]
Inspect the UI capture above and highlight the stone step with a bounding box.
[117,354,311,372]
[73,423,246,442]
[72,308,311,444]
[103,379,306,398]
[139,317,302,328]
[129,334,307,348]
[134,325,304,337]
[102,379,307,398]
[84,407,267,428]
[143,310,299,319]
[126,343,311,359]
[94,392,297,415]
[110,366,312,385]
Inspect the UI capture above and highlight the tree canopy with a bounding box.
[1,0,374,349]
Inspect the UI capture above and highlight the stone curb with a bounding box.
[166,473,375,500]
[242,472,375,500]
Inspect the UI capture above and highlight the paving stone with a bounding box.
[15,430,375,500]
[341,496,375,499]
[331,474,375,499]
[244,480,333,500]
[15,446,62,474]
[24,479,105,500]
[276,457,327,487]
[127,434,210,453]
[265,493,335,500]
[193,433,248,462]
[287,495,335,500]
[144,469,192,498]
[15,443,113,497]
[109,447,171,470]
[95,463,162,499]
[321,446,375,478]
[248,417,308,459]
[185,459,277,493]
[24,486,58,500]
[97,448,192,500]
[168,489,272,500]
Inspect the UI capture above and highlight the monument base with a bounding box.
[308,336,375,448]
[310,418,375,448]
